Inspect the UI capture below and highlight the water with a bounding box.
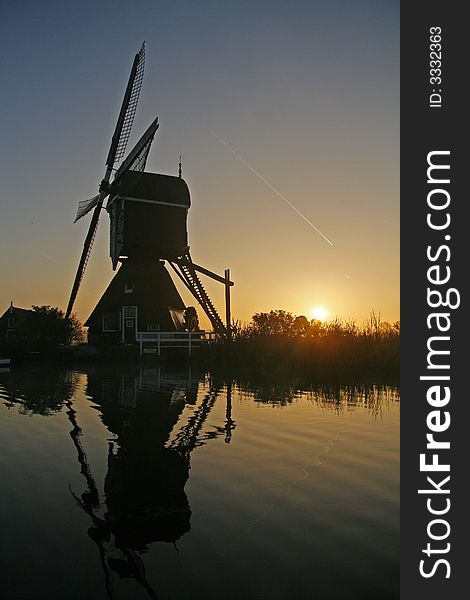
[0,366,399,599]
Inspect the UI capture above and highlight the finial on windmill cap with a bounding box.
[178,155,182,178]
[10,300,13,313]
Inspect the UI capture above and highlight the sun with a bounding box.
[310,306,328,322]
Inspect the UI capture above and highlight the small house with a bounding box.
[0,304,34,343]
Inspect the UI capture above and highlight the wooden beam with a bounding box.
[190,261,234,286]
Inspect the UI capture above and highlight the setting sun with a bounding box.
[310,306,328,322]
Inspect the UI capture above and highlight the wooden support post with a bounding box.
[188,331,192,356]
[225,269,232,340]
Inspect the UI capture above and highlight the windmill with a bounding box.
[66,43,233,341]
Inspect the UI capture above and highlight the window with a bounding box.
[125,320,134,328]
[103,312,120,331]
[7,317,15,328]
[123,306,137,318]
[124,282,134,294]
[147,323,160,331]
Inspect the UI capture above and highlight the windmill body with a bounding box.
[66,44,233,342]
[108,171,190,268]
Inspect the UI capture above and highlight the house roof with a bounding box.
[0,305,34,321]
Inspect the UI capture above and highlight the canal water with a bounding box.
[0,366,399,599]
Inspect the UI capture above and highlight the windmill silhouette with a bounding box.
[66,43,233,341]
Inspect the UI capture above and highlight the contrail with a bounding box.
[206,127,334,246]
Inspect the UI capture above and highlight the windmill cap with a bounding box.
[111,171,190,207]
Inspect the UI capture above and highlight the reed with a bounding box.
[208,310,399,379]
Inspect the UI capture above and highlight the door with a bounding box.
[122,306,137,343]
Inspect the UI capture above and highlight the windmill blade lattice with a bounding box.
[129,135,153,172]
[113,43,145,165]
[66,196,103,318]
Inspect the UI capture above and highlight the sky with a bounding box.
[0,0,399,329]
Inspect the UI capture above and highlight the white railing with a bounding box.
[137,331,217,356]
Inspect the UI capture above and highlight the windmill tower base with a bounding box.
[85,259,187,345]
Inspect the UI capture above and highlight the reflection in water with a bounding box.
[0,367,398,599]
[0,367,79,414]
[236,378,399,416]
[69,367,234,599]
[0,366,235,598]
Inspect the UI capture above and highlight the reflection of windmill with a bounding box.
[66,368,235,599]
[66,43,233,340]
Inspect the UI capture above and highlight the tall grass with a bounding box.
[208,310,399,380]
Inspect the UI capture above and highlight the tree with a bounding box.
[292,315,310,337]
[251,310,295,336]
[29,306,84,347]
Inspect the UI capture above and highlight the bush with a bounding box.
[210,310,400,378]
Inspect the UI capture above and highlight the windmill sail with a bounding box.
[66,43,146,318]
[128,135,153,172]
[106,43,145,168]
[112,117,159,184]
[66,196,103,318]
[113,43,145,164]
[74,194,100,222]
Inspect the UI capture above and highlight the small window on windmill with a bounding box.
[7,317,15,328]
[147,323,160,331]
[124,282,134,294]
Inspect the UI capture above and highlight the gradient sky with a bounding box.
[0,0,399,329]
